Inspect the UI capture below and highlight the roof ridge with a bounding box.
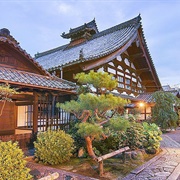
[35,44,68,58]
[92,14,141,39]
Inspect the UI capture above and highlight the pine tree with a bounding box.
[57,70,128,159]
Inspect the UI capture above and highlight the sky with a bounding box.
[0,0,180,88]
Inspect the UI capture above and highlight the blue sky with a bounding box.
[1,0,180,87]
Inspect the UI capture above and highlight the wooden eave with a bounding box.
[0,79,76,95]
[137,28,161,90]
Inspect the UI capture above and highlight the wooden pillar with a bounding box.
[60,67,63,79]
[144,105,147,120]
[99,160,104,177]
[33,92,38,133]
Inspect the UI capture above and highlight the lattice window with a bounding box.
[124,58,130,66]
[107,67,116,74]
[125,78,131,85]
[118,76,124,83]
[118,83,124,88]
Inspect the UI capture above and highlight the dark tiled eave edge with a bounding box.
[93,15,141,39]
[0,67,76,93]
[0,36,50,77]
[138,25,161,87]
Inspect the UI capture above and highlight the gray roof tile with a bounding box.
[0,67,76,91]
[36,15,141,70]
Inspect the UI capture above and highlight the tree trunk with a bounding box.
[85,136,97,160]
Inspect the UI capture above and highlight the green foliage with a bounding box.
[77,122,103,140]
[152,91,179,129]
[0,83,19,117]
[93,134,120,155]
[0,141,32,180]
[93,116,130,155]
[75,70,118,93]
[123,121,145,149]
[108,115,130,132]
[0,83,18,101]
[34,129,75,165]
[57,93,127,121]
[68,120,86,154]
[142,122,162,154]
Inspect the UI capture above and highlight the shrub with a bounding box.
[68,120,86,156]
[93,134,120,155]
[34,129,75,165]
[0,141,32,180]
[124,121,145,149]
[93,116,130,155]
[143,122,162,154]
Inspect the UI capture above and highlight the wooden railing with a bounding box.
[97,146,130,176]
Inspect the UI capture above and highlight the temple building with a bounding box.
[0,28,76,147]
[0,15,163,147]
[35,15,162,97]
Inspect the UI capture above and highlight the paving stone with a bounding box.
[122,129,180,180]
[155,171,171,177]
[163,167,174,173]
[150,177,167,180]
[164,161,178,167]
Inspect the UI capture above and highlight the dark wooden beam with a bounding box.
[33,91,38,133]
[12,93,34,101]
[141,80,155,86]
[136,68,150,75]
[129,52,144,62]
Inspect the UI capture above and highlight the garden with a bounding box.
[0,71,179,180]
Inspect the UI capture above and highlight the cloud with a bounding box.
[57,2,73,14]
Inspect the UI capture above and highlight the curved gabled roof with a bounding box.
[35,15,141,70]
[0,28,50,77]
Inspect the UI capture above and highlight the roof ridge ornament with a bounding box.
[0,28,19,45]
[79,48,84,62]
[0,28,10,36]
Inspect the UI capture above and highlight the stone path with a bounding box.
[122,129,180,180]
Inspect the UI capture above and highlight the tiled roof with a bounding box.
[0,67,76,91]
[135,90,180,103]
[35,15,141,70]
[135,93,154,103]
